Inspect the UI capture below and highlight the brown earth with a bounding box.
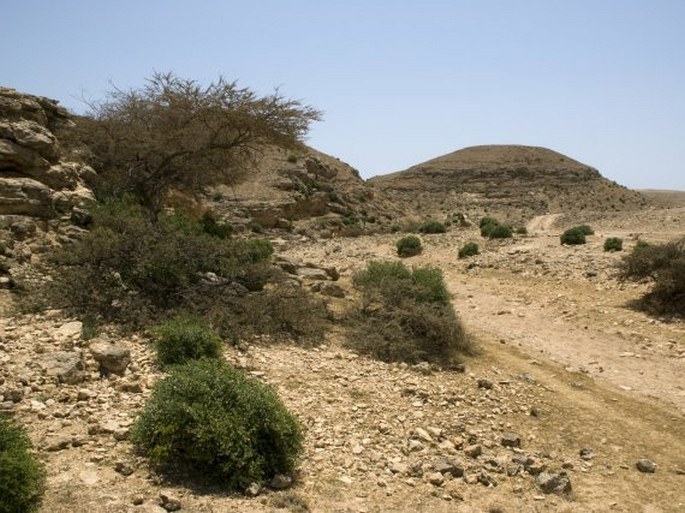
[1,204,683,513]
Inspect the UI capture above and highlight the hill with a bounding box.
[369,145,649,224]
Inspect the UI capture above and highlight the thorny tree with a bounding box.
[78,72,321,212]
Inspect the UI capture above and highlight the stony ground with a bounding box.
[1,206,684,513]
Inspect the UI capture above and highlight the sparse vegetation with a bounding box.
[417,219,447,234]
[578,224,595,235]
[345,261,473,367]
[619,237,685,315]
[130,359,303,491]
[515,226,528,235]
[458,242,480,259]
[560,226,587,245]
[153,314,223,367]
[396,235,423,257]
[603,237,623,252]
[0,415,45,513]
[480,217,512,239]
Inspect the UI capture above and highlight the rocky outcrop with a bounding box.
[0,87,95,219]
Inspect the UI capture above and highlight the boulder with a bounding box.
[89,340,131,376]
[40,351,85,384]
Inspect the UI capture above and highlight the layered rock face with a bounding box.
[0,87,95,219]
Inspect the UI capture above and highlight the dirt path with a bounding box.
[526,213,564,233]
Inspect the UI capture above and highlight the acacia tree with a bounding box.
[79,72,321,211]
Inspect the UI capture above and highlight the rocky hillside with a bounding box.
[204,146,402,235]
[369,145,649,225]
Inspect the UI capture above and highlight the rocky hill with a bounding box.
[369,145,649,225]
[203,145,402,236]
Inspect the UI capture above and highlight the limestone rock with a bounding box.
[40,351,85,384]
[89,340,131,376]
[536,471,572,496]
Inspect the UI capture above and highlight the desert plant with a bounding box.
[130,359,302,491]
[577,224,595,235]
[515,226,528,235]
[479,217,500,237]
[603,237,623,252]
[458,242,480,259]
[396,235,423,257]
[418,220,447,234]
[42,197,275,327]
[487,224,513,239]
[0,415,45,513]
[560,227,587,245]
[153,314,223,367]
[618,236,685,315]
[346,261,472,366]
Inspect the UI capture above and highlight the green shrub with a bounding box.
[560,227,587,245]
[346,261,473,366]
[249,222,264,234]
[396,235,422,257]
[418,220,447,234]
[287,154,298,163]
[130,359,302,491]
[487,224,513,239]
[479,217,499,229]
[578,224,595,235]
[153,314,223,367]
[200,212,233,239]
[0,415,45,513]
[42,197,275,327]
[458,242,480,259]
[515,226,528,235]
[618,237,685,315]
[603,237,623,252]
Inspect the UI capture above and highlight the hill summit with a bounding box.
[369,145,648,223]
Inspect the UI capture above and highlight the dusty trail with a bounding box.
[526,213,563,233]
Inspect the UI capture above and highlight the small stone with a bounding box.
[269,474,293,489]
[159,492,182,511]
[477,379,493,390]
[536,471,572,496]
[636,459,656,473]
[464,444,482,458]
[579,448,594,460]
[115,461,135,476]
[501,433,521,448]
[427,472,445,486]
[244,482,261,497]
[132,494,145,505]
[40,351,85,384]
[3,388,24,403]
[414,427,433,443]
[433,458,464,478]
[55,321,83,339]
[389,462,408,474]
[45,436,71,452]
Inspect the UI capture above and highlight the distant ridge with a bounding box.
[369,145,648,222]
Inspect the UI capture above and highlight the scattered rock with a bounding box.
[269,473,293,489]
[244,483,261,497]
[501,433,521,448]
[40,351,85,384]
[464,444,482,458]
[636,459,656,473]
[536,471,572,496]
[159,492,182,511]
[115,461,135,476]
[477,379,493,390]
[89,340,131,376]
[427,472,445,486]
[579,448,594,460]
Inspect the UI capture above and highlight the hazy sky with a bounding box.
[4,1,684,189]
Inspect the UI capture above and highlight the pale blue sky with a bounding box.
[3,1,684,189]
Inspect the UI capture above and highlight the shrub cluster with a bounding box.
[396,235,423,257]
[618,237,685,315]
[560,226,587,245]
[130,359,303,491]
[603,237,623,252]
[153,314,223,367]
[479,217,512,239]
[345,261,473,367]
[0,415,45,513]
[42,197,275,327]
[458,242,480,259]
[417,220,447,234]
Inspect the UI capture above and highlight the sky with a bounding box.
[3,1,684,189]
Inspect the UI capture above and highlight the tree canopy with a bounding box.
[79,72,321,211]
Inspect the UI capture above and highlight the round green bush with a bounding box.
[487,224,513,239]
[153,314,223,367]
[458,242,480,259]
[0,415,45,513]
[560,227,587,245]
[418,220,447,234]
[604,237,623,252]
[130,359,303,490]
[515,226,528,235]
[396,235,422,257]
[577,224,595,235]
